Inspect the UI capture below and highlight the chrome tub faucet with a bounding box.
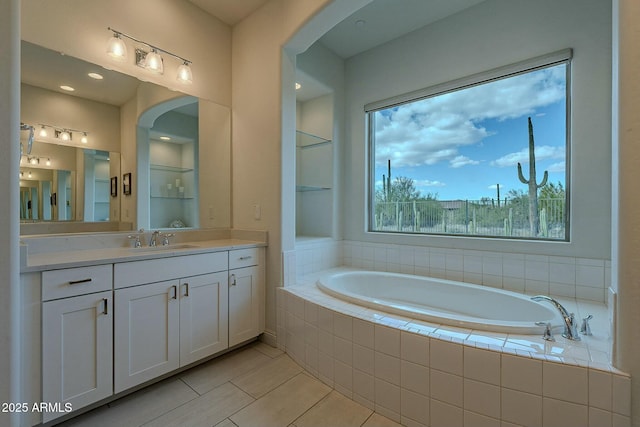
[531,295,580,341]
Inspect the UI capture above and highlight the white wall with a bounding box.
[343,0,612,260]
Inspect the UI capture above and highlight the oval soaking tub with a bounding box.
[316,270,560,334]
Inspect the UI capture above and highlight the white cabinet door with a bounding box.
[228,266,262,347]
[179,272,229,365]
[42,291,113,423]
[114,280,180,393]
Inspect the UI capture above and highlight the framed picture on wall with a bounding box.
[123,173,132,195]
[110,176,118,197]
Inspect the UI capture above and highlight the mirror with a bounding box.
[20,40,231,233]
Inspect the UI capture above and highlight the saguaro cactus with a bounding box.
[517,117,548,236]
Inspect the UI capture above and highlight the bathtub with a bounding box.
[316,270,560,334]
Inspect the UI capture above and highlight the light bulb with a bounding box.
[45,158,51,166]
[144,49,164,74]
[177,62,193,84]
[39,125,48,138]
[81,133,88,144]
[59,130,70,141]
[30,157,38,165]
[28,171,32,178]
[106,33,127,61]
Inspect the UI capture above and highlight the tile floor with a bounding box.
[55,341,401,427]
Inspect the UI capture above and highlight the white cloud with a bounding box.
[449,155,480,168]
[374,66,566,168]
[414,179,446,187]
[491,145,565,167]
[547,162,566,173]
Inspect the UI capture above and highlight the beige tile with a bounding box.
[232,354,303,398]
[294,391,372,427]
[464,347,500,386]
[542,397,588,427]
[501,353,542,394]
[143,382,254,427]
[214,419,238,427]
[180,347,270,394]
[253,341,285,358]
[230,373,330,427]
[501,388,542,427]
[60,379,198,427]
[361,412,403,427]
[543,362,588,404]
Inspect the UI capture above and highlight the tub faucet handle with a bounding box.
[535,322,555,341]
[580,315,593,336]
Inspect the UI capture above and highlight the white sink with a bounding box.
[130,244,200,252]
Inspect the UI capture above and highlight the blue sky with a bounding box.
[373,64,567,201]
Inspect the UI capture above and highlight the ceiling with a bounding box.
[318,0,487,59]
[186,0,270,25]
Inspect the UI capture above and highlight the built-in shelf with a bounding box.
[296,185,331,192]
[150,164,194,173]
[296,130,331,149]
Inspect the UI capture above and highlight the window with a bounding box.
[368,51,570,240]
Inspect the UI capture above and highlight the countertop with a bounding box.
[20,229,268,273]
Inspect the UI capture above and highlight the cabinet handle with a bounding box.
[184,283,190,297]
[171,285,178,300]
[102,298,108,315]
[230,274,236,286]
[239,256,253,261]
[68,278,92,285]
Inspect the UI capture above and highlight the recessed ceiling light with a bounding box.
[88,72,104,80]
[295,82,301,90]
[355,19,366,28]
[60,85,75,92]
[160,136,171,141]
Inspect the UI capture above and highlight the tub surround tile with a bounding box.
[430,338,463,375]
[612,374,632,416]
[501,353,542,394]
[612,413,631,427]
[401,331,429,366]
[542,397,588,427]
[375,325,401,357]
[430,398,463,427]
[334,312,353,341]
[501,388,542,427]
[374,352,401,385]
[354,318,375,348]
[401,388,429,426]
[589,406,613,427]
[543,362,588,405]
[282,286,625,427]
[464,347,500,386]
[430,369,463,407]
[464,378,501,419]
[362,412,404,427]
[464,410,501,427]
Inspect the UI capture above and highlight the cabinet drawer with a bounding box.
[229,248,259,269]
[114,252,228,289]
[42,264,112,301]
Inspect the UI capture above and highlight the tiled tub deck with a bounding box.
[277,270,631,427]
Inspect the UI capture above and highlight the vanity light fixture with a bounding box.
[295,82,301,90]
[106,31,128,61]
[38,124,90,144]
[107,27,193,83]
[57,129,71,141]
[29,157,39,165]
[28,171,32,178]
[45,158,51,166]
[177,61,193,84]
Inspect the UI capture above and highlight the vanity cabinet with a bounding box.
[35,245,264,423]
[113,252,229,393]
[41,265,113,423]
[229,248,265,347]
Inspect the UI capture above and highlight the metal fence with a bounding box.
[373,198,566,239]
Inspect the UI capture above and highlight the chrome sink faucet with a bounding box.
[149,230,160,247]
[128,228,144,248]
[531,295,580,341]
